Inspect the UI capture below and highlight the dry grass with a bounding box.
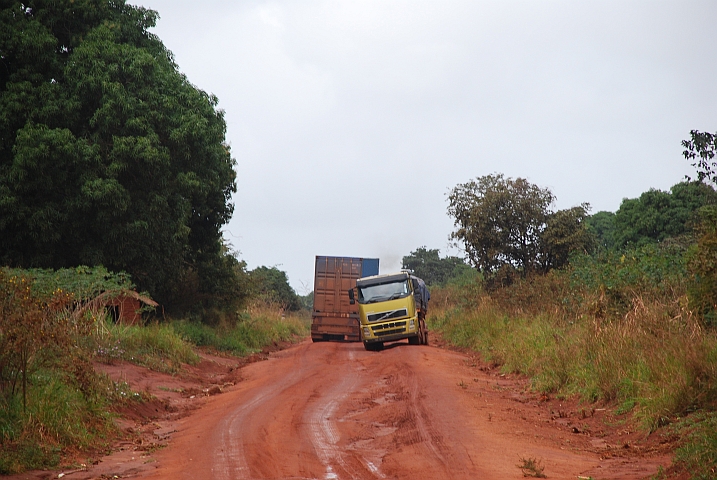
[429,276,717,430]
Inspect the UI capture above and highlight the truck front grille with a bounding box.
[371,321,407,336]
[367,308,408,323]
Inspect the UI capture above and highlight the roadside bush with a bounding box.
[0,360,117,474]
[0,267,145,473]
[569,241,689,319]
[428,235,716,424]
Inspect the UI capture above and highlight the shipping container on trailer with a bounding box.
[311,256,379,342]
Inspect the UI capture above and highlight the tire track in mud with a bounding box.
[134,340,620,480]
[211,345,312,480]
[305,349,386,480]
[404,359,448,467]
[344,347,476,479]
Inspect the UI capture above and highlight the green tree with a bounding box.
[401,246,471,286]
[249,266,301,311]
[299,291,313,311]
[541,204,594,270]
[584,211,617,250]
[447,174,592,276]
[613,182,717,248]
[0,1,238,313]
[447,174,554,275]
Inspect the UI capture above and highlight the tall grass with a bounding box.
[172,301,310,355]
[429,244,717,477]
[93,319,200,374]
[0,370,119,474]
[674,412,717,480]
[429,255,717,429]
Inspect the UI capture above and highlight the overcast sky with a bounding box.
[139,0,716,293]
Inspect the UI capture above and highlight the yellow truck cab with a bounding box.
[348,271,430,351]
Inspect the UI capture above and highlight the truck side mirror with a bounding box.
[348,288,355,304]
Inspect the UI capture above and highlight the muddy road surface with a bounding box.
[131,340,668,480]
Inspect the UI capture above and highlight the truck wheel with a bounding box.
[418,320,428,345]
[364,342,379,351]
[408,334,420,345]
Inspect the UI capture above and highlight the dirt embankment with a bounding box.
[10,338,675,479]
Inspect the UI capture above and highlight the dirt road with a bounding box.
[131,340,668,480]
[11,339,672,480]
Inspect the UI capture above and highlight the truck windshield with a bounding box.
[358,280,409,304]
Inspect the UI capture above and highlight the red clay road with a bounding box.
[138,340,647,480]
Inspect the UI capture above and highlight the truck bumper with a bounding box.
[363,332,419,344]
[360,317,418,343]
[311,317,360,342]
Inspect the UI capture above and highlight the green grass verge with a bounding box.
[93,320,200,373]
[428,285,717,479]
[0,371,118,474]
[429,302,717,429]
[673,412,717,480]
[171,308,310,355]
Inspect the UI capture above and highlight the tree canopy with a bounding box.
[611,182,717,248]
[584,211,617,250]
[0,1,237,312]
[447,174,591,276]
[401,246,471,286]
[249,266,301,311]
[542,204,594,270]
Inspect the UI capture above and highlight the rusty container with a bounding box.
[311,256,379,342]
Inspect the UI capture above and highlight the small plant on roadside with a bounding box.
[517,456,547,478]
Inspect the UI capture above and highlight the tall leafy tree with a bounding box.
[682,130,717,325]
[447,174,554,275]
[584,211,617,250]
[0,1,237,311]
[447,174,592,276]
[542,204,594,270]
